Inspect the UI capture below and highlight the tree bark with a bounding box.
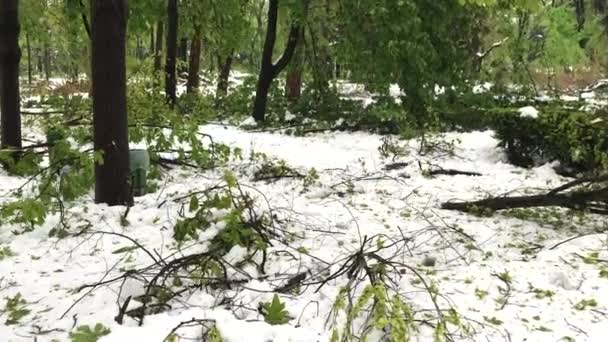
[153,20,164,74]
[165,0,178,105]
[43,41,50,80]
[149,26,154,58]
[26,32,32,85]
[216,53,233,99]
[442,175,608,214]
[0,0,23,153]
[251,0,308,122]
[285,30,305,104]
[91,0,133,206]
[186,24,202,94]
[574,0,586,32]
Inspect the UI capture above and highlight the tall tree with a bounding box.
[0,0,22,154]
[91,0,133,206]
[154,20,164,74]
[165,0,178,105]
[186,23,202,94]
[251,0,308,122]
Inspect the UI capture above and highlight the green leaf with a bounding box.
[111,246,139,254]
[262,294,291,325]
[189,195,199,212]
[69,323,111,342]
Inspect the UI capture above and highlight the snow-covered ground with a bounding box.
[0,123,607,342]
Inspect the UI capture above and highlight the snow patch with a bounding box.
[518,106,539,119]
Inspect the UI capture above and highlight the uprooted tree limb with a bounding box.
[441,174,608,214]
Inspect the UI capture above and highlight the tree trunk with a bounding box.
[0,0,23,153]
[186,24,202,94]
[43,41,50,80]
[37,48,43,74]
[91,0,133,206]
[574,0,586,31]
[165,0,178,105]
[216,53,233,99]
[251,0,308,122]
[178,37,188,74]
[149,26,154,58]
[153,20,164,74]
[285,30,305,104]
[26,32,32,85]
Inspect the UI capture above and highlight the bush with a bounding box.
[492,108,608,173]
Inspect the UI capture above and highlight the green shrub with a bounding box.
[492,108,608,173]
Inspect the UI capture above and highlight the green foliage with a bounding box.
[573,298,598,311]
[174,176,271,260]
[0,246,15,261]
[330,282,418,342]
[3,293,30,325]
[69,323,111,342]
[261,294,291,325]
[493,108,608,172]
[337,0,481,131]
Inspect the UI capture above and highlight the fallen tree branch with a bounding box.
[442,175,608,214]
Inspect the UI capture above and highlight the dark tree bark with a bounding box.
[153,20,164,74]
[178,37,188,74]
[285,30,305,104]
[186,24,202,94]
[216,53,233,99]
[26,32,32,84]
[165,0,178,105]
[0,0,22,153]
[574,0,586,31]
[149,26,154,57]
[91,0,133,206]
[251,0,308,122]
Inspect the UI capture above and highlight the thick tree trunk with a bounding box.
[216,54,233,99]
[26,32,32,84]
[252,71,273,122]
[91,0,133,206]
[186,25,202,94]
[285,30,305,104]
[251,0,307,122]
[165,0,178,105]
[0,0,23,153]
[153,20,164,74]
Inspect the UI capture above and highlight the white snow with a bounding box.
[0,122,607,342]
[519,106,539,119]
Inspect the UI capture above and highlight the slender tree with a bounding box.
[165,0,178,105]
[186,23,202,94]
[153,19,164,74]
[251,0,308,122]
[216,53,234,99]
[0,0,22,154]
[91,0,133,206]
